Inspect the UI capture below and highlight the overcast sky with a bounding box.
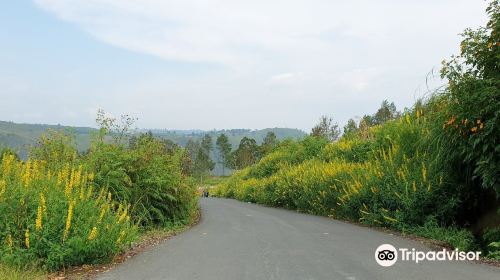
[0,0,489,130]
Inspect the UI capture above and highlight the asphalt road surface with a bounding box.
[98,198,499,280]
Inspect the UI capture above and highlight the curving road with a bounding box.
[98,198,499,280]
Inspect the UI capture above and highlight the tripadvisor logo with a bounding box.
[375,244,481,267]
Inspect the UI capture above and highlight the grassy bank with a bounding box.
[214,1,499,260]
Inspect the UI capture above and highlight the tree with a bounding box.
[311,115,341,142]
[260,131,278,156]
[193,134,215,183]
[193,147,215,182]
[439,0,500,193]
[232,137,259,169]
[373,100,399,125]
[201,134,213,154]
[184,139,200,176]
[216,133,232,176]
[343,118,358,135]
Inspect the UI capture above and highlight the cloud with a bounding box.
[21,0,490,130]
[269,72,304,85]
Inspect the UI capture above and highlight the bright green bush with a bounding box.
[88,132,197,227]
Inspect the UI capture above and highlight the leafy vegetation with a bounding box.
[0,111,198,272]
[215,1,499,259]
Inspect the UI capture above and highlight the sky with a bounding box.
[0,0,489,131]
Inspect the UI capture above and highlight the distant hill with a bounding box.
[0,121,307,174]
[0,121,95,158]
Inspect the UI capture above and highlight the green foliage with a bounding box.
[0,264,46,280]
[0,155,137,271]
[29,130,79,169]
[216,133,232,176]
[260,131,278,156]
[410,217,475,251]
[343,118,358,136]
[89,130,197,227]
[373,100,400,125]
[0,111,198,272]
[310,115,340,141]
[231,137,260,169]
[438,0,500,193]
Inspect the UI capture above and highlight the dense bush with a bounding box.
[215,112,451,227]
[0,155,137,271]
[88,132,197,227]
[0,116,198,271]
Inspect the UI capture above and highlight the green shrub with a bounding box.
[0,155,137,271]
[88,132,197,227]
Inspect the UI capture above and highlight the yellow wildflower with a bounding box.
[0,180,6,199]
[6,234,13,248]
[23,160,32,186]
[118,207,128,223]
[471,127,478,133]
[117,230,126,243]
[63,200,75,241]
[422,162,427,182]
[383,215,398,223]
[88,227,98,241]
[88,173,95,182]
[25,229,30,249]
[98,205,107,223]
[35,205,43,231]
[40,192,47,214]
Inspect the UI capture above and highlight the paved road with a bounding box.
[98,198,499,280]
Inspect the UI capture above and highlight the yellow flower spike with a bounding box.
[98,204,107,223]
[6,234,13,248]
[412,181,417,192]
[383,215,398,223]
[0,180,6,199]
[117,230,126,243]
[421,162,427,182]
[25,229,30,249]
[405,114,411,125]
[86,184,93,199]
[118,207,128,223]
[35,205,43,231]
[63,200,75,241]
[88,173,95,182]
[23,160,32,186]
[88,227,98,241]
[80,185,85,200]
[39,192,46,213]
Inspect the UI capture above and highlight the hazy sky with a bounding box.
[0,0,488,130]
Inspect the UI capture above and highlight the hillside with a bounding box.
[0,121,95,158]
[0,121,306,173]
